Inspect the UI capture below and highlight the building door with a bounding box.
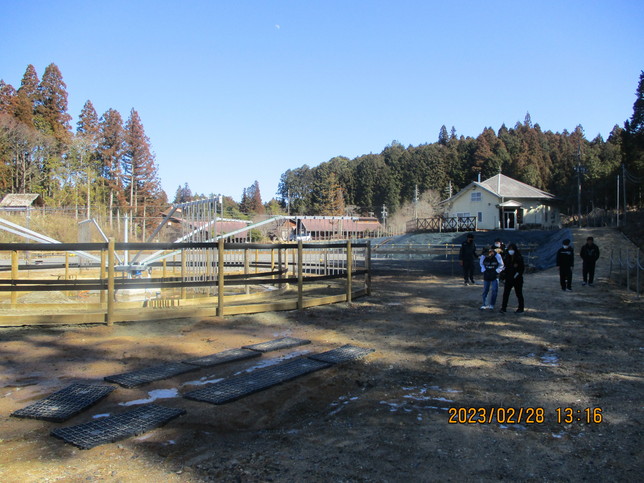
[504,210,516,229]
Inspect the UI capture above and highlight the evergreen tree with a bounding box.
[438,125,449,145]
[243,180,264,215]
[97,108,126,209]
[123,108,163,214]
[35,63,72,148]
[77,100,99,140]
[14,64,39,128]
[173,183,192,203]
[623,70,644,180]
[0,80,17,115]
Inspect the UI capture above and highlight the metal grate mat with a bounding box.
[184,358,330,405]
[308,344,375,364]
[11,383,115,422]
[51,404,186,450]
[242,337,311,353]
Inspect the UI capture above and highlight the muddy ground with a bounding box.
[0,228,642,482]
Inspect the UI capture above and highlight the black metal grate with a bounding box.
[104,362,199,388]
[51,404,187,450]
[242,337,311,353]
[308,344,375,364]
[11,383,116,422]
[183,348,261,367]
[184,358,330,405]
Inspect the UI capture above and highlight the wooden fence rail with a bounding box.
[0,240,370,326]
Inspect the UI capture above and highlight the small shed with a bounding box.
[0,193,44,213]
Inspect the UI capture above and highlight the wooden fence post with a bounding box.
[346,240,352,303]
[278,248,283,289]
[244,248,250,295]
[11,250,18,306]
[217,238,225,317]
[100,249,106,304]
[106,238,115,326]
[180,249,186,300]
[366,240,372,296]
[297,240,303,309]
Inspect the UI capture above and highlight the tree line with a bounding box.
[278,72,644,218]
[0,63,166,224]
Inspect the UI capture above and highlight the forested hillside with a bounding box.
[2,64,642,225]
[279,72,644,218]
[0,63,166,220]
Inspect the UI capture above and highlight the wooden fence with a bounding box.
[0,240,371,326]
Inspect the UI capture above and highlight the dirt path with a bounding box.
[0,228,642,482]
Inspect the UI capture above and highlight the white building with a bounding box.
[440,174,560,230]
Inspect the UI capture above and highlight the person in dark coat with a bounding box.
[479,246,504,309]
[459,233,477,285]
[500,243,525,313]
[580,236,600,286]
[556,238,574,291]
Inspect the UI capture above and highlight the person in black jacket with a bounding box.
[459,233,477,285]
[479,246,504,309]
[500,243,525,313]
[580,236,600,286]
[556,238,575,291]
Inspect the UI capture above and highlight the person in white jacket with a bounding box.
[479,246,505,310]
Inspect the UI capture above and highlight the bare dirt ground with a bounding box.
[0,228,642,482]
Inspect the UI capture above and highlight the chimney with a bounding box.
[497,173,501,194]
[477,173,481,183]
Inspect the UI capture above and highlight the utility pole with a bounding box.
[616,174,620,227]
[381,204,388,232]
[622,164,627,226]
[287,189,291,216]
[574,142,587,228]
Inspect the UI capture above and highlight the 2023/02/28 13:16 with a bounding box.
[556,407,603,424]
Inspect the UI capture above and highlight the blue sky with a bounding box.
[1,0,643,202]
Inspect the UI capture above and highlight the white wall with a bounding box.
[444,186,560,229]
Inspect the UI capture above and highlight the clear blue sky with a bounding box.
[1,0,643,202]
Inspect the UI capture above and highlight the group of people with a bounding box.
[458,234,601,313]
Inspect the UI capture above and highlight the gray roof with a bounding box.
[441,174,555,204]
[479,174,555,199]
[0,193,43,207]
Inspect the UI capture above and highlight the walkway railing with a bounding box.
[406,216,477,233]
[608,248,643,297]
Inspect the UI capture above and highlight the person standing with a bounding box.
[459,233,477,285]
[500,243,525,313]
[580,236,600,286]
[480,246,504,309]
[556,238,574,291]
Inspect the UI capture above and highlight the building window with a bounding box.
[456,212,470,219]
[478,212,482,222]
[471,192,482,202]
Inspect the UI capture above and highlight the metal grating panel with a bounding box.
[51,404,186,450]
[104,362,199,388]
[183,348,261,367]
[11,383,115,422]
[308,344,375,364]
[242,337,311,353]
[184,358,330,405]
